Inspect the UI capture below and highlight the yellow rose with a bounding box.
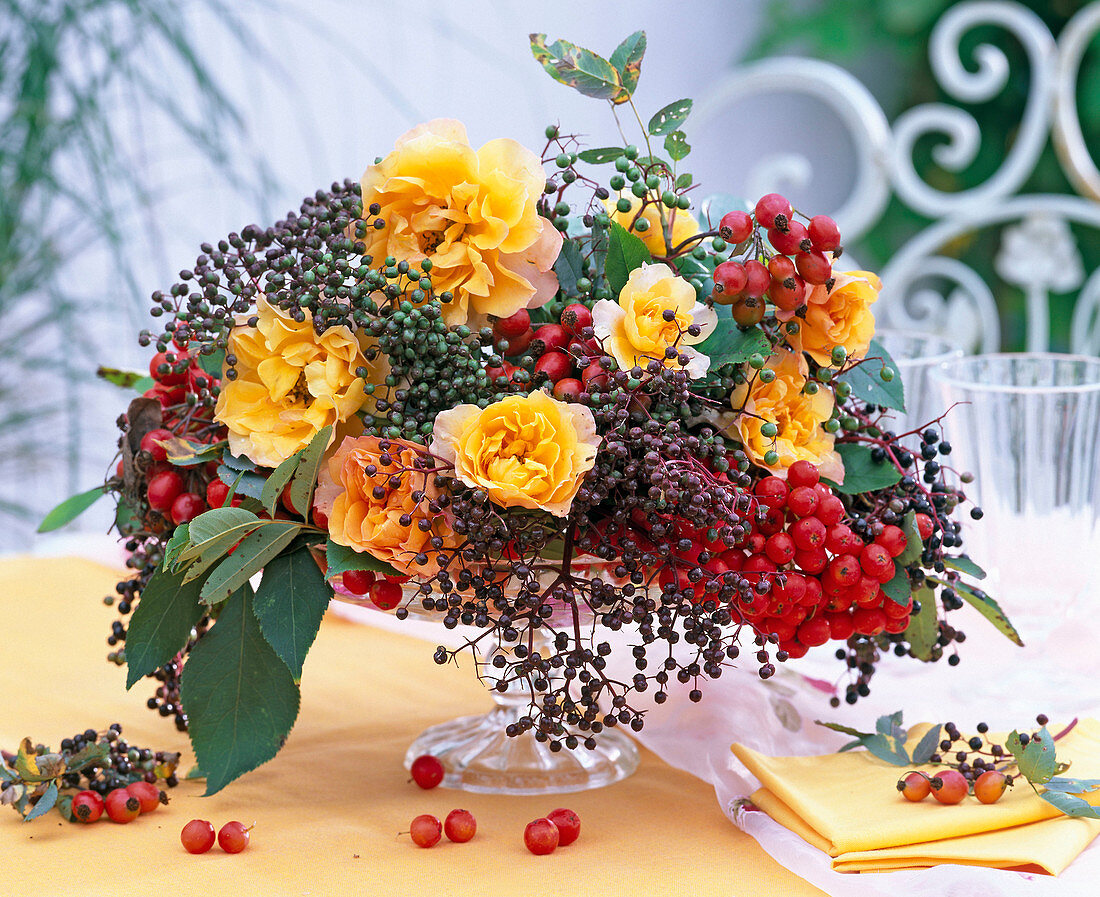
[729,349,844,482]
[791,270,881,366]
[358,119,562,326]
[214,297,374,468]
[313,435,452,576]
[591,262,717,378]
[430,391,600,517]
[604,193,699,256]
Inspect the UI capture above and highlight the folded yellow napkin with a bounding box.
[732,717,1100,874]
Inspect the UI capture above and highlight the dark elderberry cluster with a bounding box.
[52,725,180,797]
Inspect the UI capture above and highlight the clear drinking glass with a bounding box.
[929,354,1100,642]
[875,328,964,441]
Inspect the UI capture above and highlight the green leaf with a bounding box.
[289,425,333,520]
[648,98,693,136]
[911,724,942,764]
[1043,776,1100,793]
[253,548,332,682]
[199,523,302,605]
[904,586,939,660]
[577,146,626,165]
[861,733,910,766]
[553,240,585,296]
[162,436,227,467]
[96,366,151,390]
[197,349,225,380]
[896,510,924,566]
[24,782,58,822]
[163,523,191,572]
[325,540,400,579]
[697,321,772,368]
[675,172,693,189]
[529,33,627,103]
[261,451,303,518]
[814,720,873,739]
[180,585,300,794]
[179,507,262,574]
[876,710,905,738]
[952,580,1023,646]
[1007,727,1058,784]
[37,485,106,533]
[664,129,691,161]
[604,222,653,294]
[881,565,911,606]
[609,31,646,96]
[125,566,207,688]
[838,339,905,412]
[942,554,986,580]
[1039,790,1100,818]
[187,507,260,545]
[221,451,256,473]
[217,464,266,500]
[825,443,902,494]
[65,742,110,774]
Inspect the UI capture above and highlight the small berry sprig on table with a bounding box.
[0,724,179,822]
[819,712,1100,817]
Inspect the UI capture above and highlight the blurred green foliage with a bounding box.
[746,0,1100,352]
[0,0,275,525]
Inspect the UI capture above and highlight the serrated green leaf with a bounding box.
[648,98,693,136]
[125,566,207,688]
[199,522,302,605]
[604,222,652,294]
[24,782,58,821]
[553,240,585,296]
[675,172,693,189]
[577,146,626,165]
[896,509,924,566]
[876,710,905,738]
[904,586,938,660]
[37,485,106,533]
[1008,727,1059,784]
[163,523,191,572]
[1040,789,1100,818]
[825,443,902,494]
[529,33,627,103]
[838,339,906,411]
[1043,776,1100,793]
[911,724,942,764]
[664,129,690,161]
[221,451,256,472]
[253,548,332,682]
[953,580,1023,646]
[609,31,645,96]
[881,565,911,606]
[261,451,302,518]
[289,425,332,519]
[942,554,986,580]
[180,585,300,794]
[186,507,260,545]
[325,540,400,579]
[697,321,772,368]
[861,733,910,766]
[217,464,265,499]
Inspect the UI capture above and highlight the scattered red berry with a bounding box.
[104,788,141,823]
[170,491,206,525]
[931,769,969,805]
[71,790,104,823]
[341,568,375,596]
[523,817,560,855]
[146,470,184,511]
[546,808,580,846]
[218,820,252,853]
[369,578,403,610]
[410,814,442,848]
[444,809,477,843]
[181,819,216,853]
[410,754,444,789]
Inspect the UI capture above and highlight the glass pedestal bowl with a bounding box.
[332,562,640,795]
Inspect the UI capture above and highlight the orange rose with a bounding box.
[789,270,881,367]
[313,435,452,576]
[430,391,599,517]
[358,119,561,326]
[729,349,843,482]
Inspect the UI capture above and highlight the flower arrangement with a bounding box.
[43,31,1018,794]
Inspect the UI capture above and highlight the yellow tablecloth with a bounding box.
[0,556,825,897]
